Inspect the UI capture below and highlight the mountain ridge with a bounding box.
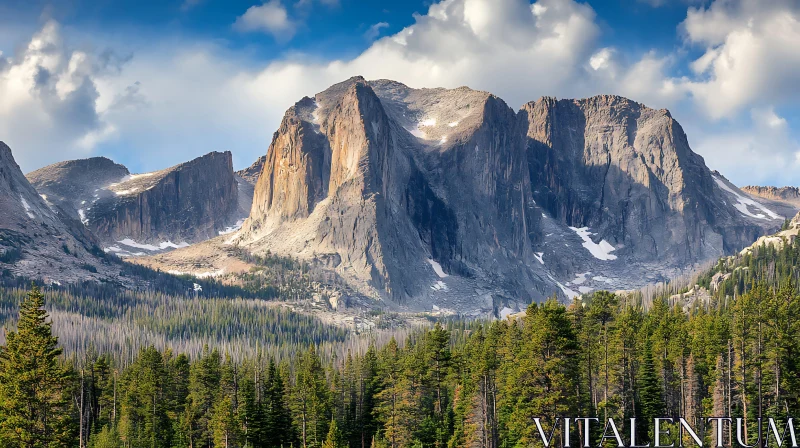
[149,76,791,313]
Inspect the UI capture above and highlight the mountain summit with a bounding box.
[222,77,789,312]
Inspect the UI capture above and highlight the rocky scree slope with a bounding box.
[0,142,119,283]
[28,151,250,257]
[145,77,789,314]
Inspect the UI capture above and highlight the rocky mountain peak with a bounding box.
[110,79,796,314]
[1,142,117,283]
[28,151,246,258]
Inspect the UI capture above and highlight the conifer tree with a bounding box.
[637,339,664,443]
[0,284,76,447]
[322,419,346,448]
[265,359,295,447]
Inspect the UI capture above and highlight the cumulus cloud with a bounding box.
[681,0,800,118]
[0,21,115,172]
[233,0,296,40]
[80,0,607,173]
[3,0,799,185]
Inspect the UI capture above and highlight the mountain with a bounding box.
[236,155,266,186]
[28,152,251,257]
[120,77,795,314]
[0,142,117,283]
[741,185,800,208]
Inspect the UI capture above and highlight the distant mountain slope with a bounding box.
[741,185,800,209]
[236,155,266,186]
[0,142,118,283]
[29,152,252,257]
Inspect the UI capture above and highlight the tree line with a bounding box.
[3,275,800,447]
[2,233,800,447]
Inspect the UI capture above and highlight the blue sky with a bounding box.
[1,0,799,186]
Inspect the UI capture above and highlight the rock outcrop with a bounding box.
[521,96,768,265]
[29,152,249,256]
[0,142,116,282]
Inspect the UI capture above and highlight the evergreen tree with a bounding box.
[211,395,240,448]
[265,359,295,447]
[0,284,76,447]
[322,419,346,448]
[637,339,664,443]
[292,346,330,448]
[187,346,222,448]
[117,346,172,448]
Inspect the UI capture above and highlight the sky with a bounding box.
[1,0,799,187]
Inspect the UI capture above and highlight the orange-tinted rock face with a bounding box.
[741,186,800,206]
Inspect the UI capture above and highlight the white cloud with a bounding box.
[0,21,113,172]
[233,0,296,40]
[589,47,613,71]
[365,22,389,41]
[90,0,606,173]
[3,0,800,188]
[681,0,800,118]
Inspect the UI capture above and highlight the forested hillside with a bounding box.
[2,227,800,447]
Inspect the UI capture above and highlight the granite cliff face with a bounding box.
[228,77,788,313]
[235,78,548,310]
[521,95,767,265]
[0,142,116,282]
[29,152,249,257]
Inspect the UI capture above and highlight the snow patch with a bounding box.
[431,281,448,291]
[549,275,579,300]
[404,126,426,139]
[569,227,617,261]
[439,136,448,145]
[127,172,157,181]
[448,121,459,127]
[569,272,591,285]
[593,276,615,284]
[427,259,448,278]
[20,196,35,219]
[533,252,544,265]
[114,188,139,196]
[78,209,89,226]
[219,219,246,235]
[713,176,781,220]
[118,239,190,251]
[168,269,225,279]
